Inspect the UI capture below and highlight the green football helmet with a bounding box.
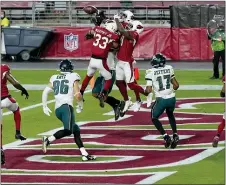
[59,59,74,72]
[150,53,166,68]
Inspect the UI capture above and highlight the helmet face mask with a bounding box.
[59,59,74,72]
[122,10,134,23]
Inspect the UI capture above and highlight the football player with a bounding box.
[1,64,29,140]
[1,64,29,165]
[212,76,225,147]
[145,54,179,148]
[114,17,150,114]
[87,14,126,120]
[80,20,119,108]
[41,59,96,161]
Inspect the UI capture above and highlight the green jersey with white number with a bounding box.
[50,72,81,109]
[145,65,175,99]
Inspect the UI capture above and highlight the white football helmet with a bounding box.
[102,20,117,33]
[121,10,134,23]
[126,20,144,34]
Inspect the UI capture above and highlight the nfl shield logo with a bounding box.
[64,33,79,52]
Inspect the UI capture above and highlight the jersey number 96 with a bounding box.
[53,80,69,95]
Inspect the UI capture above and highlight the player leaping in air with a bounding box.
[1,64,29,165]
[80,20,119,108]
[212,75,225,147]
[41,59,96,161]
[145,54,180,148]
[114,17,151,114]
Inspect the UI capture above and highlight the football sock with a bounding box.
[166,110,177,134]
[217,119,225,136]
[152,118,166,135]
[103,79,112,92]
[133,80,141,102]
[80,75,92,92]
[127,82,146,96]
[13,107,21,131]
[48,135,56,143]
[54,129,71,139]
[73,131,84,148]
[116,80,129,101]
[80,147,88,156]
[106,96,120,108]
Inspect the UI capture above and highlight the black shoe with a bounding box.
[113,104,121,121]
[163,134,172,148]
[1,148,5,165]
[210,76,219,79]
[15,130,27,141]
[119,101,126,117]
[97,93,105,108]
[171,134,179,149]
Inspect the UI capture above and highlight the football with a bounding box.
[83,6,98,15]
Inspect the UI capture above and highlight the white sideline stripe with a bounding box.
[11,146,224,151]
[2,89,92,116]
[8,84,222,90]
[1,171,176,177]
[136,171,177,184]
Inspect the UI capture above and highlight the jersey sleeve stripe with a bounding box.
[171,74,175,79]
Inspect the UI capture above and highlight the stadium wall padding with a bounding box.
[41,27,214,61]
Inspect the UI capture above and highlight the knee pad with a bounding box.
[127,82,136,90]
[64,129,72,136]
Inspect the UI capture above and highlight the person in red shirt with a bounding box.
[80,21,119,108]
[114,18,149,114]
[212,76,225,147]
[1,64,29,165]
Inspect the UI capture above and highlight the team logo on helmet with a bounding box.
[64,33,79,52]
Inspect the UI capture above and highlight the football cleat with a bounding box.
[119,101,126,117]
[82,155,97,161]
[163,134,172,148]
[113,103,121,121]
[212,136,219,147]
[15,133,27,141]
[42,136,50,154]
[122,97,132,113]
[171,134,179,149]
[132,101,142,112]
[1,148,5,165]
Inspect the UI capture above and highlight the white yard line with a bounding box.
[2,89,92,116]
[8,84,222,90]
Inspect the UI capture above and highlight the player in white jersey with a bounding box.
[145,54,180,149]
[41,59,96,161]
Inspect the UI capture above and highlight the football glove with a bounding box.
[76,100,83,113]
[21,88,29,99]
[43,105,52,116]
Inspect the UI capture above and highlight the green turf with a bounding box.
[43,156,118,162]
[2,70,225,184]
[10,70,222,85]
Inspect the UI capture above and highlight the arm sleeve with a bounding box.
[42,86,53,106]
[145,70,153,86]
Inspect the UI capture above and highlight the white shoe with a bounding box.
[147,93,153,107]
[82,155,97,161]
[123,97,132,112]
[133,101,142,112]
[42,136,50,154]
